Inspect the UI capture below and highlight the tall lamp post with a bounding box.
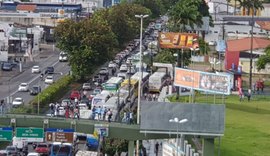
[135,14,149,156]
[169,118,188,156]
[249,1,255,91]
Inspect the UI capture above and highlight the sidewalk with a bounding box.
[142,140,162,156]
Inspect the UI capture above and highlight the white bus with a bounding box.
[149,72,167,93]
[103,77,123,93]
[91,91,111,107]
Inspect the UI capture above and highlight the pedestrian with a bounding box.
[49,103,55,117]
[74,106,80,120]
[122,112,127,123]
[144,93,147,100]
[91,106,96,120]
[239,88,243,102]
[107,109,112,123]
[74,98,78,106]
[97,106,102,120]
[247,89,252,102]
[155,142,159,156]
[65,106,69,119]
[103,107,108,120]
[129,111,133,124]
[126,112,130,124]
[55,102,60,117]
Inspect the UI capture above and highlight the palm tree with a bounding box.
[168,0,203,32]
[237,0,264,15]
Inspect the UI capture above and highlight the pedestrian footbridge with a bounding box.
[0,101,225,156]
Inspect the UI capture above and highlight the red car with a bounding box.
[35,143,49,155]
[70,90,81,100]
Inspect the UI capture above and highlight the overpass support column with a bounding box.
[128,141,135,156]
[203,138,214,156]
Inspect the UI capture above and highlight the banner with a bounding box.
[159,32,198,49]
[174,68,231,95]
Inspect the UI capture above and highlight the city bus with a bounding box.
[148,72,167,93]
[91,90,111,107]
[50,142,73,156]
[121,79,139,103]
[103,77,123,93]
[131,72,150,89]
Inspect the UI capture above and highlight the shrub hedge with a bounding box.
[30,75,73,114]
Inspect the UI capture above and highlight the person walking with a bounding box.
[65,106,69,119]
[107,109,112,123]
[91,106,96,120]
[97,106,102,120]
[155,142,159,156]
[247,89,252,102]
[103,107,108,120]
[239,88,243,102]
[49,103,55,117]
[129,111,133,124]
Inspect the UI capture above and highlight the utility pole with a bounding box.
[128,64,131,102]
[176,49,180,100]
[249,1,255,90]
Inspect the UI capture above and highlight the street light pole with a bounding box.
[169,118,188,156]
[135,14,148,156]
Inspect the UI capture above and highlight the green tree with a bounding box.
[55,17,118,80]
[257,46,270,70]
[168,0,203,32]
[95,3,151,46]
[153,49,175,64]
[134,0,165,17]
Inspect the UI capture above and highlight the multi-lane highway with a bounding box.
[0,48,70,107]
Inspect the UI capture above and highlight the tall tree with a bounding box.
[134,0,165,17]
[168,0,203,32]
[55,17,118,80]
[257,46,270,70]
[237,0,264,15]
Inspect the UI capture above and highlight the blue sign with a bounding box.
[216,40,226,52]
[0,127,13,131]
[45,128,74,133]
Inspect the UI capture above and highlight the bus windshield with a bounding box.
[52,145,71,156]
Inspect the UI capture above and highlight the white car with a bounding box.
[108,61,117,68]
[82,83,91,90]
[208,41,217,46]
[59,52,68,62]
[18,83,29,92]
[12,97,24,107]
[31,66,40,73]
[27,152,40,156]
[117,72,127,79]
[99,68,109,75]
[78,103,88,110]
[120,64,128,72]
[45,75,54,84]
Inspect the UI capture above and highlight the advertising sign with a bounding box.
[159,33,198,49]
[45,128,74,143]
[94,124,109,137]
[16,127,44,142]
[0,127,13,141]
[174,68,231,95]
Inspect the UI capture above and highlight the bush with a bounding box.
[29,76,73,114]
[10,106,33,114]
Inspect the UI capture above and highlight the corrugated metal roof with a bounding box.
[227,37,270,52]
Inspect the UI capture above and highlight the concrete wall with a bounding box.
[240,58,270,74]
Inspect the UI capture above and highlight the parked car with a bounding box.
[31,65,41,73]
[70,90,81,100]
[45,75,54,84]
[45,66,54,74]
[5,146,18,156]
[18,83,29,92]
[208,41,217,46]
[12,97,24,107]
[1,62,13,71]
[35,143,49,155]
[29,85,41,95]
[99,67,109,75]
[82,83,91,90]
[120,64,128,72]
[59,51,68,62]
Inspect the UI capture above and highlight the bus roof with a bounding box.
[94,93,110,99]
[131,72,149,80]
[150,72,166,78]
[121,79,138,86]
[105,77,123,84]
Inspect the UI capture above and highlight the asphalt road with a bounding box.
[0,48,71,108]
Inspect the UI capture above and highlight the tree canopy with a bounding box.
[257,46,270,70]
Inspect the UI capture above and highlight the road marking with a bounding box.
[6,60,61,98]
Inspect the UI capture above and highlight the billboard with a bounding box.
[159,33,198,49]
[174,68,231,95]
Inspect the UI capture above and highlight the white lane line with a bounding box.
[6,60,60,98]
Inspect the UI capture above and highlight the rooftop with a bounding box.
[227,37,270,52]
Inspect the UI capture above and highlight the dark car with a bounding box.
[29,85,41,95]
[45,66,54,74]
[1,62,13,71]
